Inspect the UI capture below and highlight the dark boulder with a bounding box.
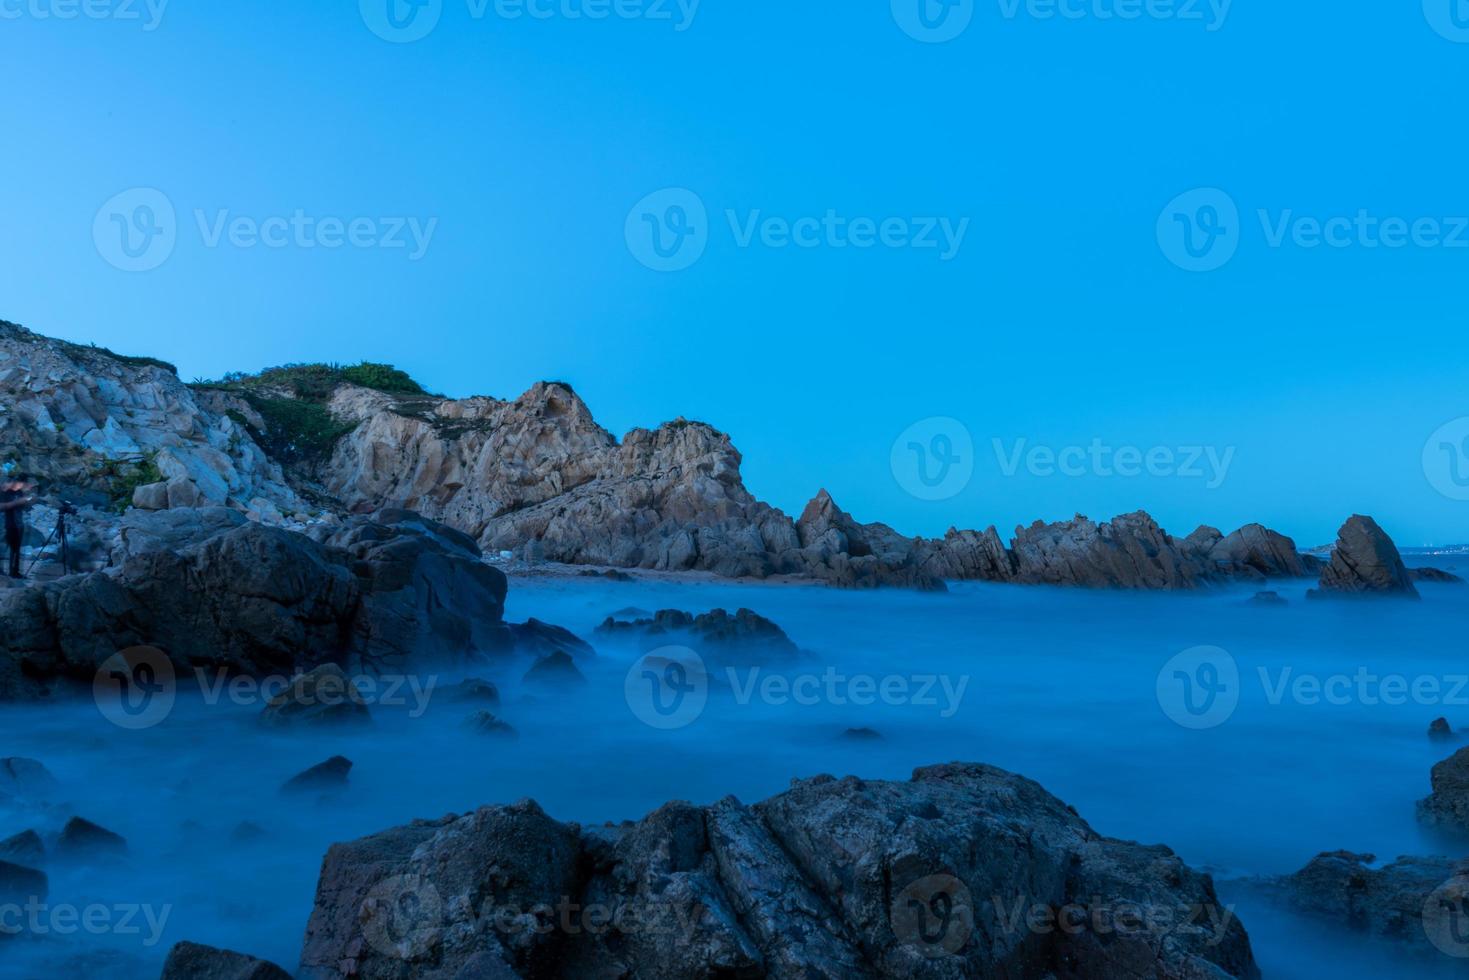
[521,651,587,691]
[1410,566,1465,584]
[0,830,44,867]
[597,607,800,663]
[1430,717,1456,741]
[159,940,293,980]
[281,756,353,798]
[1245,591,1288,607]
[1311,515,1419,599]
[508,618,595,661]
[0,859,47,906]
[56,817,127,861]
[462,711,517,739]
[1206,524,1306,578]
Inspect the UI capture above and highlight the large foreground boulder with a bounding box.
[1311,515,1419,599]
[0,508,565,700]
[298,762,1258,979]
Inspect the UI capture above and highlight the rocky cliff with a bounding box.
[0,320,1397,592]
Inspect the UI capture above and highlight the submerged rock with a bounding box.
[0,859,47,906]
[439,678,501,708]
[297,762,1259,980]
[1410,566,1465,584]
[280,756,353,797]
[839,727,883,741]
[0,830,44,867]
[1310,515,1419,599]
[597,607,801,663]
[0,757,58,801]
[259,664,371,729]
[56,817,127,861]
[159,940,293,980]
[1245,590,1288,607]
[521,651,587,691]
[462,711,518,739]
[1430,717,1456,741]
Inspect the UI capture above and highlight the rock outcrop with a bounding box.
[1418,747,1469,830]
[0,508,569,700]
[298,762,1258,980]
[0,321,304,517]
[597,608,802,663]
[1311,515,1420,599]
[1252,850,1469,960]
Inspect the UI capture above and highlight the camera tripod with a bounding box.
[25,507,72,579]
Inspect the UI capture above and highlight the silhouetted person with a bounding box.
[0,473,35,579]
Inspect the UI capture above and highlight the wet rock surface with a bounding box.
[597,607,802,663]
[297,762,1258,980]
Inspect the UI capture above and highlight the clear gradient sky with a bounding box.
[3,1,1467,547]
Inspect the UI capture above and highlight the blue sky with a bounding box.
[3,1,1467,546]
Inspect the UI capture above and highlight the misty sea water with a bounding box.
[2,560,1467,978]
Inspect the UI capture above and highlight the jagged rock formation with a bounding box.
[1251,850,1469,960]
[0,321,1364,592]
[0,509,538,700]
[0,321,303,519]
[597,608,802,663]
[298,762,1258,980]
[1311,515,1420,599]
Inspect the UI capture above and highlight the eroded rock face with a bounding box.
[1313,515,1420,599]
[1204,524,1307,579]
[1008,512,1209,590]
[297,763,1259,980]
[0,321,303,515]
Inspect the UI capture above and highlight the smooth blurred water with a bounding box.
[2,562,1467,978]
